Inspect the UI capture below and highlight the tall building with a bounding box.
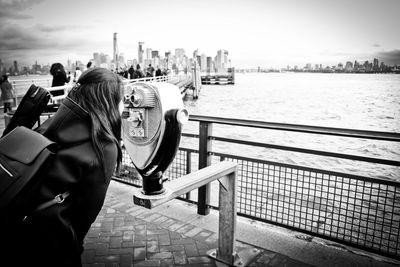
[200,54,207,72]
[138,42,144,65]
[215,49,229,72]
[113,33,119,69]
[151,51,159,58]
[175,48,185,58]
[146,48,152,60]
[13,60,19,74]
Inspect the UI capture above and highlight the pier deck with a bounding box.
[0,113,398,267]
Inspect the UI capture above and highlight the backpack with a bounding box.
[0,85,68,226]
[2,84,51,137]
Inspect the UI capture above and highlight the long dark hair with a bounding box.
[50,63,66,76]
[68,67,123,172]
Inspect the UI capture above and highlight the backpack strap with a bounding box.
[22,191,70,222]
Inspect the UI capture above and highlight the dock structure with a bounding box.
[201,67,235,85]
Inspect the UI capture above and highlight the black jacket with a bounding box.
[3,97,118,267]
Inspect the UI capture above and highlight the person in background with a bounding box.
[128,65,135,79]
[134,64,144,79]
[74,67,82,82]
[155,67,162,77]
[50,63,70,97]
[0,74,15,114]
[146,64,155,77]
[2,67,124,267]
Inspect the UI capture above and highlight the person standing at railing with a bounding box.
[73,67,82,83]
[50,63,71,97]
[134,64,145,79]
[146,64,155,77]
[128,65,135,79]
[0,74,15,114]
[155,67,162,77]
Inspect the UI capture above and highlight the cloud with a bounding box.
[0,0,43,21]
[375,50,400,65]
[372,43,381,48]
[0,23,57,50]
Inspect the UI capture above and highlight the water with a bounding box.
[182,73,400,181]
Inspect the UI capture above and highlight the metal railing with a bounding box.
[8,74,190,106]
[114,115,400,259]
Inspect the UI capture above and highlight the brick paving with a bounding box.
[81,180,315,267]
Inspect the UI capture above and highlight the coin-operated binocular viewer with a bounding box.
[121,82,189,195]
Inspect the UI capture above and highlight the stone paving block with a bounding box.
[148,251,173,260]
[95,243,109,256]
[146,234,158,241]
[93,255,120,264]
[185,243,200,257]
[152,215,170,224]
[171,237,196,245]
[193,230,214,242]
[100,230,123,238]
[203,233,218,247]
[109,236,122,248]
[159,244,185,252]
[135,224,146,230]
[167,221,186,231]
[161,218,178,228]
[135,229,147,241]
[129,208,149,217]
[187,256,214,264]
[119,254,133,267]
[195,240,211,250]
[122,241,135,248]
[147,228,169,235]
[147,240,159,253]
[108,247,134,255]
[184,226,204,238]
[173,250,187,265]
[134,247,146,260]
[133,240,146,247]
[175,224,195,234]
[101,222,114,232]
[133,259,161,266]
[169,231,183,240]
[82,249,96,263]
[158,234,171,246]
[160,259,174,267]
[143,213,162,223]
[123,230,134,241]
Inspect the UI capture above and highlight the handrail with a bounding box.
[210,136,400,166]
[189,115,400,142]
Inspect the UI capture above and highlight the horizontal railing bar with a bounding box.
[210,136,400,166]
[189,115,400,142]
[210,151,400,186]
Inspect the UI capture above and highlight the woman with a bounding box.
[50,62,71,97]
[0,74,15,113]
[3,68,124,266]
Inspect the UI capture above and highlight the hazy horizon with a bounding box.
[0,0,399,68]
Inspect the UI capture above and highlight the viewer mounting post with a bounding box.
[132,161,260,266]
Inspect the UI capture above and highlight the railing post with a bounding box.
[198,121,212,215]
[185,151,192,200]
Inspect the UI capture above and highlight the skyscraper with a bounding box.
[113,33,118,69]
[138,42,144,65]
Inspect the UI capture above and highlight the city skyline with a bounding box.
[0,0,399,69]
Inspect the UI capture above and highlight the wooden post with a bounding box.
[217,172,237,264]
[198,121,212,215]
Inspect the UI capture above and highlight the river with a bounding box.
[182,73,400,181]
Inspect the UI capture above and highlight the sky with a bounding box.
[0,0,399,69]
